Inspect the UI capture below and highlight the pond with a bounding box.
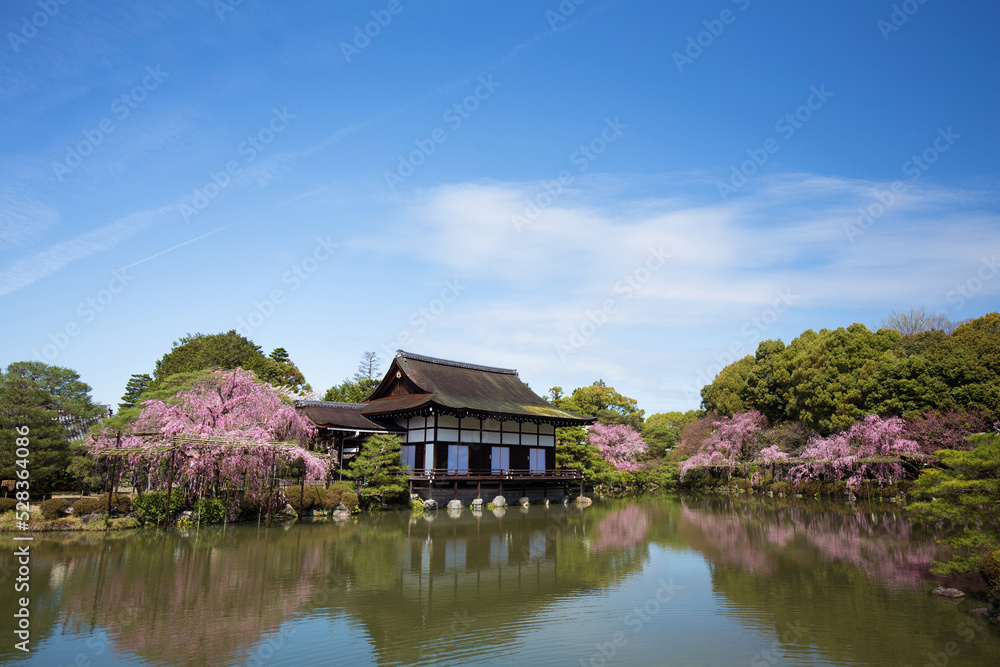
[2,495,999,666]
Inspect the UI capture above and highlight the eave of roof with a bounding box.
[294,400,403,433]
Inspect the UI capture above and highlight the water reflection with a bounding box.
[678,496,940,590]
[1,498,997,667]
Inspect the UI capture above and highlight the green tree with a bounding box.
[323,352,383,403]
[908,432,1000,604]
[119,373,151,412]
[149,331,309,394]
[345,433,408,507]
[643,410,701,459]
[0,362,104,493]
[555,380,644,430]
[700,356,755,416]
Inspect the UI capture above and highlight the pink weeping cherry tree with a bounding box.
[679,410,767,481]
[588,422,648,472]
[789,414,921,489]
[87,368,328,516]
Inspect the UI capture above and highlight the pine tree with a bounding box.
[0,362,104,493]
[119,373,152,412]
[344,433,408,507]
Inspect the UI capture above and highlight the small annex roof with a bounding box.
[294,400,403,434]
[359,350,595,425]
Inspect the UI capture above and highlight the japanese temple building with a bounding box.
[295,350,595,499]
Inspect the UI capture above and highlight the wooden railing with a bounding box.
[407,468,582,481]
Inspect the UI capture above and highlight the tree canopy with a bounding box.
[550,380,645,430]
[700,313,1000,434]
[149,331,310,394]
[0,362,105,492]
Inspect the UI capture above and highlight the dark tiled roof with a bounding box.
[360,351,594,424]
[294,401,403,433]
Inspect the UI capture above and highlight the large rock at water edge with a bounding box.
[470,498,484,509]
[492,496,507,507]
[932,587,965,598]
[574,496,593,507]
[517,497,530,507]
[446,499,464,510]
[423,499,439,511]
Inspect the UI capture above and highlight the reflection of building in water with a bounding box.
[397,511,558,608]
[4,503,657,667]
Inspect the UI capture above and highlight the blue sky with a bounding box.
[2,0,999,414]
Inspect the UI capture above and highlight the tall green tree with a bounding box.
[119,373,151,412]
[0,362,104,493]
[345,433,408,507]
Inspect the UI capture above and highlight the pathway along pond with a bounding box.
[2,495,999,666]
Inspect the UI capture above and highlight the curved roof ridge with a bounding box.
[295,400,366,410]
[397,350,517,376]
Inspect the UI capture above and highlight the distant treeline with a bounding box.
[699,312,999,435]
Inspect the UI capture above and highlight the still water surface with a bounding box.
[2,495,999,666]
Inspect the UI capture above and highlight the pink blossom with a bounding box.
[789,415,920,489]
[588,422,648,472]
[87,368,327,514]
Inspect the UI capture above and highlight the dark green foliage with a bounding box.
[908,433,1000,594]
[286,483,360,512]
[0,498,17,513]
[554,424,614,482]
[119,373,151,412]
[645,460,680,489]
[323,377,379,403]
[192,498,225,523]
[40,498,72,520]
[701,313,1000,434]
[345,434,408,507]
[0,362,104,493]
[149,331,309,393]
[72,493,132,517]
[642,410,701,458]
[71,497,106,517]
[550,380,645,429]
[132,490,186,525]
[66,455,106,494]
[285,485,326,512]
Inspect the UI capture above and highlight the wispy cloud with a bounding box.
[0,204,175,295]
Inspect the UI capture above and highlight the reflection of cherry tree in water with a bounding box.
[588,504,651,553]
[56,529,337,665]
[679,499,938,589]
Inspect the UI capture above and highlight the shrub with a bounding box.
[0,498,17,513]
[411,500,424,512]
[769,481,792,495]
[320,487,344,511]
[339,489,359,510]
[132,490,186,525]
[72,494,132,517]
[71,497,107,517]
[192,498,225,524]
[40,498,72,520]
[285,485,326,512]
